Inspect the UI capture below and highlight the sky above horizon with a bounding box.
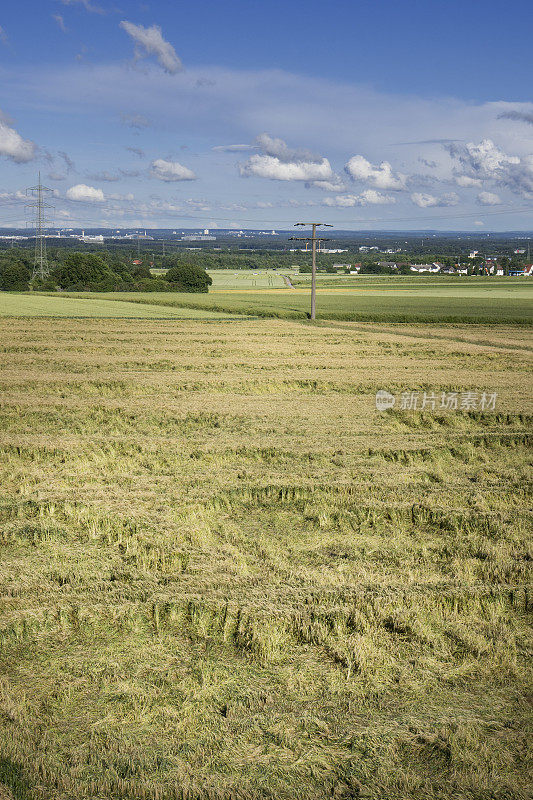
[1,0,532,231]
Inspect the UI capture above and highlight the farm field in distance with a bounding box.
[52,276,533,324]
[0,313,531,800]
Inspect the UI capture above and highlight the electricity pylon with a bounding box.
[26,173,53,281]
[289,222,332,320]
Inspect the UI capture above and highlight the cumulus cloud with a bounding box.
[411,192,459,208]
[0,111,36,163]
[345,155,407,190]
[150,158,196,181]
[324,189,396,207]
[120,112,150,129]
[239,134,331,182]
[120,21,182,74]
[477,191,501,205]
[446,138,519,175]
[446,138,533,195]
[240,154,332,181]
[66,183,105,202]
[498,109,533,126]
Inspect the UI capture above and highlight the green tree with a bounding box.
[52,253,116,289]
[165,263,212,292]
[132,265,153,279]
[0,262,31,291]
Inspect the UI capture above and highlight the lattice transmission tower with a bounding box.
[26,173,53,281]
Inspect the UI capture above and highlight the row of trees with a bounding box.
[0,250,212,293]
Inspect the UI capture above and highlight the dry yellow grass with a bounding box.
[0,317,531,799]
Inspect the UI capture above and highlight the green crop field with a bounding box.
[55,277,533,324]
[150,268,293,289]
[0,293,244,319]
[1,314,531,800]
[208,269,290,289]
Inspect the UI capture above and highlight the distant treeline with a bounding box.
[0,244,527,291]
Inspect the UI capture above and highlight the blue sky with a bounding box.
[1,0,532,230]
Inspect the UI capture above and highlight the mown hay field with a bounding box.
[54,278,533,323]
[0,316,532,800]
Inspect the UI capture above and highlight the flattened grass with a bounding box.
[0,317,531,799]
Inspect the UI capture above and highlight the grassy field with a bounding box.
[0,293,244,319]
[0,315,531,799]
[53,277,533,324]
[208,270,290,289]
[150,268,293,288]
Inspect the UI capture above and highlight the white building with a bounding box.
[79,232,104,243]
[410,262,441,273]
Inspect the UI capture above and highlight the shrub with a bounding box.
[165,264,212,292]
[134,278,171,292]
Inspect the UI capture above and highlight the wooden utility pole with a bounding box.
[289,222,332,320]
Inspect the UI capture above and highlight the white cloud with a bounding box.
[345,155,407,190]
[53,14,68,33]
[455,175,482,187]
[447,138,519,174]
[446,138,533,195]
[239,133,331,181]
[120,21,182,74]
[324,189,396,207]
[66,184,105,202]
[150,158,196,181]
[0,112,36,163]
[411,192,459,208]
[477,191,501,205]
[240,154,332,181]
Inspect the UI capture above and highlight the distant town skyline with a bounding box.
[1,0,532,230]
